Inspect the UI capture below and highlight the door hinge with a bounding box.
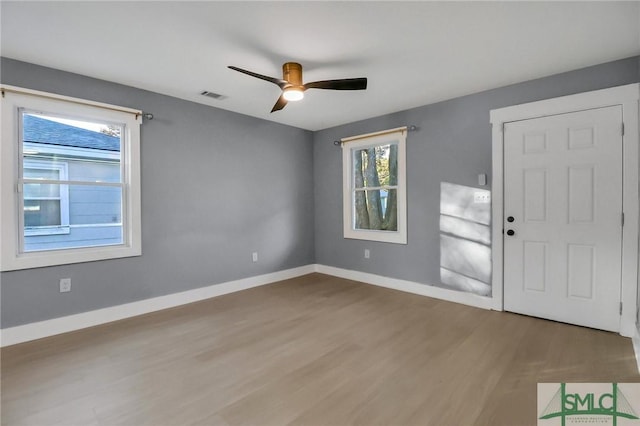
[621,212,625,227]
[620,302,623,315]
[622,122,625,136]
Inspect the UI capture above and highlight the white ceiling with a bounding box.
[1,1,639,131]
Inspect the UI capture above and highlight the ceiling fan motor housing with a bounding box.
[283,62,303,87]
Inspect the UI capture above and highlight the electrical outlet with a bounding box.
[473,192,491,204]
[252,252,258,263]
[59,278,71,293]
[364,249,370,259]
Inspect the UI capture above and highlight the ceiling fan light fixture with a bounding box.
[228,62,367,112]
[283,86,304,102]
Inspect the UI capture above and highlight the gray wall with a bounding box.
[1,58,315,328]
[2,56,639,330]
[314,56,640,290]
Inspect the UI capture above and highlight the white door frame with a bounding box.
[490,83,640,337]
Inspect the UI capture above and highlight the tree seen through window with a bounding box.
[353,143,398,231]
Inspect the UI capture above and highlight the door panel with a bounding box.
[522,241,547,292]
[523,168,547,221]
[503,106,622,332]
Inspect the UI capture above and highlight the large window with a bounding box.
[1,86,142,271]
[342,127,407,244]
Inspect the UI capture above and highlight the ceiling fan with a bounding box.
[228,62,367,112]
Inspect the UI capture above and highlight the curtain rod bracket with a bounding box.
[136,112,154,120]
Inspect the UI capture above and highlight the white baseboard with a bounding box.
[633,328,640,375]
[2,261,632,363]
[0,264,315,347]
[0,263,497,347]
[314,264,495,311]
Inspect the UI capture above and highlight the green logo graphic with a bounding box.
[539,383,639,426]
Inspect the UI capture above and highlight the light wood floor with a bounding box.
[1,273,638,426]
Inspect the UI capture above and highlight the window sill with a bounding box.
[344,229,407,244]
[1,243,141,271]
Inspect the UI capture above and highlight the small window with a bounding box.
[23,159,70,236]
[1,86,142,271]
[342,127,407,244]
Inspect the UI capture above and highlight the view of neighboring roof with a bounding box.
[23,114,120,152]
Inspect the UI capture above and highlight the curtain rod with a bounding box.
[334,125,418,146]
[1,85,153,121]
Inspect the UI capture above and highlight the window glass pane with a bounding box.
[23,181,61,198]
[70,185,122,225]
[353,189,397,232]
[353,143,397,188]
[22,112,122,183]
[20,111,125,252]
[69,161,121,183]
[24,168,60,180]
[24,200,61,227]
[23,184,123,253]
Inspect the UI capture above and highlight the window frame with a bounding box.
[342,127,407,244]
[1,85,142,271]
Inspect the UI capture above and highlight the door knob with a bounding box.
[507,216,515,222]
[506,229,515,236]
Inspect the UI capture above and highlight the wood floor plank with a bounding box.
[2,273,638,425]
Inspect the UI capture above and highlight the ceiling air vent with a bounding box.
[201,91,227,100]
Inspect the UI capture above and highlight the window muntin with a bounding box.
[342,128,407,244]
[1,86,142,271]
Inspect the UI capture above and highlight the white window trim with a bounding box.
[22,158,70,236]
[1,85,142,271]
[342,127,407,244]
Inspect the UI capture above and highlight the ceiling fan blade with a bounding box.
[304,78,367,91]
[271,94,288,113]
[228,66,288,89]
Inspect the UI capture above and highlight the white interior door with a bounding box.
[503,106,623,332]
